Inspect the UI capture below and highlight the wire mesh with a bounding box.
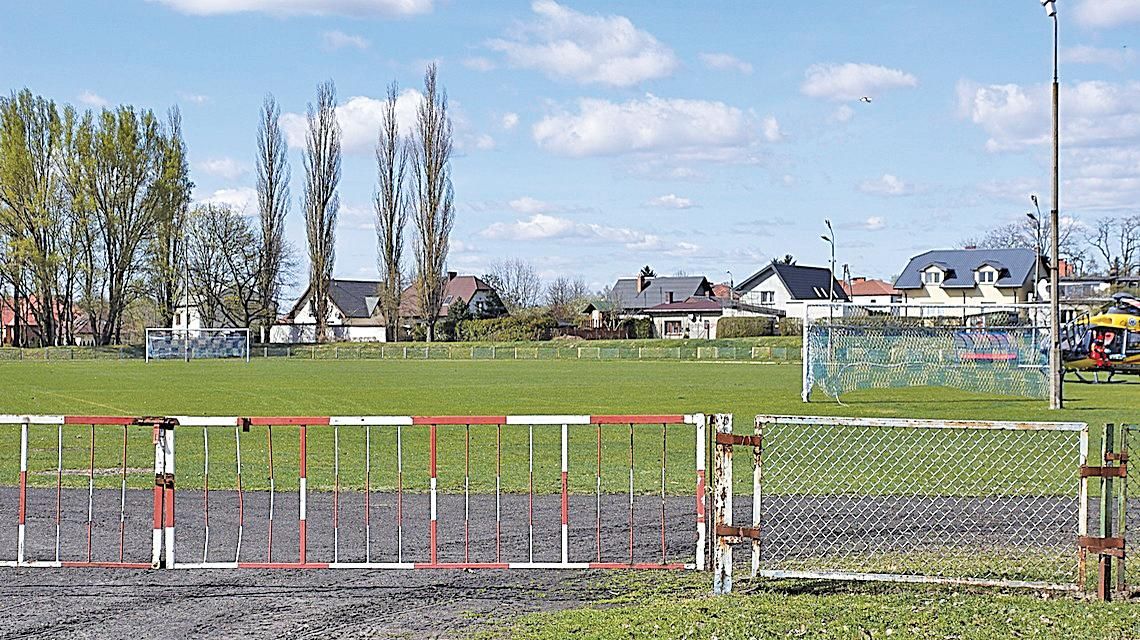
[803,303,1051,401]
[754,416,1083,588]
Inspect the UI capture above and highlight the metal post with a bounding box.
[1049,8,1063,410]
[695,414,706,571]
[712,413,733,594]
[1099,423,1115,600]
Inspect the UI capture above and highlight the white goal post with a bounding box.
[802,302,1051,402]
[145,328,251,363]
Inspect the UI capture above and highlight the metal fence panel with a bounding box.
[753,415,1086,590]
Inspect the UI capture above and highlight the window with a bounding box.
[759,291,774,305]
[1127,331,1140,356]
[664,320,683,336]
[923,270,942,285]
[977,270,996,284]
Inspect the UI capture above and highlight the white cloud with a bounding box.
[801,62,918,102]
[322,30,370,51]
[78,91,108,108]
[196,187,258,213]
[761,116,783,142]
[178,92,210,105]
[859,174,914,196]
[480,212,693,254]
[282,91,420,154]
[647,194,694,209]
[473,134,496,150]
[1074,0,1140,28]
[463,57,496,72]
[1065,45,1137,69]
[830,105,855,123]
[509,196,553,214]
[863,216,886,231]
[956,80,1140,152]
[533,93,768,160]
[198,157,249,180]
[699,52,752,74]
[487,0,677,87]
[501,112,519,130]
[149,0,432,17]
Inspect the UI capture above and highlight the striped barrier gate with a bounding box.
[2,414,717,571]
[0,415,172,568]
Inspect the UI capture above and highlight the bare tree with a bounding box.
[374,82,409,342]
[484,258,542,311]
[186,203,262,328]
[302,81,341,343]
[962,215,1087,274]
[409,64,454,342]
[256,94,291,334]
[545,275,590,320]
[1085,214,1140,276]
[150,106,193,328]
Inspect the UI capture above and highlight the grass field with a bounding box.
[2,358,1139,639]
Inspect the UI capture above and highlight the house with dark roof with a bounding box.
[893,248,1046,306]
[641,296,783,339]
[398,272,507,322]
[734,263,848,319]
[606,274,715,314]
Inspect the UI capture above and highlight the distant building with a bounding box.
[272,279,389,343]
[893,248,1046,307]
[642,296,782,339]
[398,272,508,322]
[605,275,715,314]
[734,263,848,319]
[840,277,902,306]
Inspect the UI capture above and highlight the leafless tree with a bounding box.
[302,81,341,343]
[545,275,590,320]
[485,258,542,311]
[150,106,193,328]
[374,82,409,342]
[186,204,263,328]
[256,94,292,333]
[961,214,1087,274]
[409,64,454,342]
[1085,214,1140,276]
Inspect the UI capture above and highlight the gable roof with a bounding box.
[399,274,503,318]
[841,278,899,297]
[328,279,383,319]
[735,263,848,301]
[894,248,1041,289]
[608,276,714,311]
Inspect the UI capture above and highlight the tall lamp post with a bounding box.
[1028,201,1042,302]
[1042,0,1062,409]
[821,219,836,305]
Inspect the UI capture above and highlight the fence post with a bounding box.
[712,413,733,594]
[752,418,762,578]
[1078,426,1089,588]
[1098,423,1116,601]
[695,414,707,571]
[1117,425,1130,594]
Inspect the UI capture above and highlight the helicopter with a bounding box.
[1059,292,1140,383]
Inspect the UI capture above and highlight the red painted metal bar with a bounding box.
[414,416,505,425]
[248,417,330,426]
[429,422,438,565]
[299,424,308,565]
[592,415,685,425]
[238,562,330,569]
[414,562,510,570]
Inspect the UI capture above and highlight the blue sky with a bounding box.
[2,0,1138,297]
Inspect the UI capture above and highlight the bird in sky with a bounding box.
[859,96,872,103]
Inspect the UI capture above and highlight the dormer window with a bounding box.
[923,270,943,285]
[977,270,996,284]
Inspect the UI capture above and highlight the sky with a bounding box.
[1,0,1138,298]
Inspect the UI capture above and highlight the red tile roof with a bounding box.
[840,278,898,297]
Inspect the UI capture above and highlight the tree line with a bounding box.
[963,212,1140,278]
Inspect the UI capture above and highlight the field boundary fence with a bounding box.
[711,415,1136,599]
[1,413,719,573]
[0,343,801,364]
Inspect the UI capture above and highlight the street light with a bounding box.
[821,218,836,305]
[1027,204,1042,302]
[1042,0,1062,409]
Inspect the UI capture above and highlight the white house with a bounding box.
[641,297,781,339]
[734,263,848,320]
[271,279,388,343]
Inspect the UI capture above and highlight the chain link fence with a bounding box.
[751,415,1086,589]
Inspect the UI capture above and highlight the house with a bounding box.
[734,263,848,319]
[398,272,508,322]
[271,279,389,343]
[840,277,902,306]
[1,296,94,346]
[606,275,715,315]
[642,296,782,339]
[893,248,1047,308]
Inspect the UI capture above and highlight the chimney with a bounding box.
[447,271,457,281]
[853,277,866,284]
[636,274,650,293]
[666,291,674,304]
[964,244,977,250]
[1058,259,1072,278]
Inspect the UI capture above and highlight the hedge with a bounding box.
[716,316,775,338]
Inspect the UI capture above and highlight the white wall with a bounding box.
[270,324,386,344]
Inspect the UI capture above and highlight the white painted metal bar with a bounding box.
[333,423,339,564]
[234,424,243,564]
[0,415,66,425]
[163,426,175,569]
[365,424,371,563]
[171,416,241,427]
[396,422,403,563]
[202,427,209,564]
[1077,425,1090,586]
[751,419,762,579]
[712,414,733,595]
[17,418,28,565]
[695,414,706,571]
[55,423,62,563]
[507,415,590,425]
[754,415,1087,432]
[528,423,534,564]
[330,416,414,426]
[561,422,569,564]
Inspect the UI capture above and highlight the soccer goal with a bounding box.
[145,328,251,363]
[802,303,1050,402]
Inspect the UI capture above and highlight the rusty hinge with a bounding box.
[154,473,175,489]
[240,417,253,432]
[714,433,762,447]
[1105,452,1129,463]
[1080,465,1127,478]
[1078,536,1125,559]
[134,416,179,429]
[715,524,761,540]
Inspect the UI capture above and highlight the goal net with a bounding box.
[802,303,1050,402]
[145,328,251,362]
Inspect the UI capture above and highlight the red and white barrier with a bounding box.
[1,413,719,572]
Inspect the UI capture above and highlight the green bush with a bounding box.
[778,317,803,336]
[458,312,558,342]
[629,318,654,339]
[717,316,775,338]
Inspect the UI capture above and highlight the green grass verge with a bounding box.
[496,573,1140,640]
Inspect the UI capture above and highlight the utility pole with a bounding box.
[1043,0,1062,409]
